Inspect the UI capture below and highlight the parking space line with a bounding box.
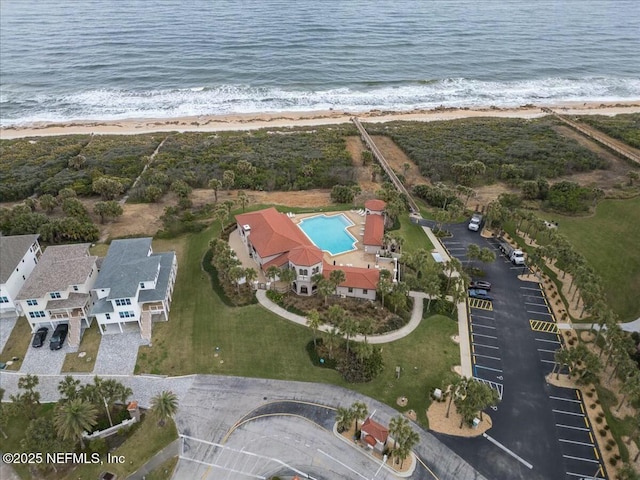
[538,348,557,354]
[550,396,581,403]
[474,353,501,361]
[520,286,543,291]
[539,359,556,364]
[559,439,594,447]
[525,301,546,307]
[475,365,503,373]
[471,314,495,320]
[527,310,553,316]
[562,454,600,464]
[472,332,498,339]
[471,323,496,329]
[536,338,560,344]
[556,424,589,432]
[553,409,584,417]
[566,472,605,480]
[473,343,500,349]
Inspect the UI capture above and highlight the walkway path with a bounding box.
[128,438,180,480]
[255,289,428,344]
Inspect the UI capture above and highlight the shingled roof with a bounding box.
[0,234,39,284]
[16,244,96,299]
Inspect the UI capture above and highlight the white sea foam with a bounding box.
[2,77,639,126]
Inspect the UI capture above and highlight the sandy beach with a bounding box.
[1,101,639,139]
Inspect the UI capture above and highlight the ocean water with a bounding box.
[1,0,639,126]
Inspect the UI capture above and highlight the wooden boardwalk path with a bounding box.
[351,117,421,214]
[542,107,640,166]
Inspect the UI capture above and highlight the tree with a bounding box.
[628,170,640,186]
[58,376,81,402]
[150,390,179,427]
[57,188,77,201]
[10,374,40,419]
[617,372,640,412]
[278,267,296,292]
[62,197,89,218]
[237,191,249,212]
[466,244,481,266]
[21,416,73,472]
[222,170,235,191]
[478,247,496,265]
[329,269,346,288]
[92,176,125,200]
[94,200,123,224]
[68,154,86,170]
[307,309,322,347]
[39,194,58,213]
[335,406,354,433]
[339,316,358,355]
[376,268,393,308]
[244,268,257,289]
[317,278,335,306]
[350,401,368,431]
[144,185,164,203]
[388,415,410,450]
[395,427,419,468]
[170,179,192,198]
[208,178,222,202]
[265,266,281,289]
[229,265,245,293]
[54,399,98,449]
[214,204,229,231]
[325,327,341,359]
[553,348,571,380]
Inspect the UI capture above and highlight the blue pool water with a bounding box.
[298,214,357,256]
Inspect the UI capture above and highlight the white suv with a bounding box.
[468,214,482,232]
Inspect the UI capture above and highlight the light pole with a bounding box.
[372,454,388,479]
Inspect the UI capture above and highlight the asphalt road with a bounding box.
[434,222,607,480]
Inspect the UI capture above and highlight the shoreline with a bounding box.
[1,100,639,139]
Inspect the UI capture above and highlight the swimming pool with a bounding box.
[297,214,357,256]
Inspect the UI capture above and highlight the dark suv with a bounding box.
[49,324,68,350]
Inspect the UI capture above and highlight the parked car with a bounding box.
[468,213,483,232]
[468,289,493,301]
[49,324,68,350]
[31,327,48,348]
[469,280,492,291]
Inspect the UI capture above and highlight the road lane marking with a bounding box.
[482,433,533,469]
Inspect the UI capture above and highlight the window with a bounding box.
[298,269,308,276]
[0,296,8,303]
[73,285,79,291]
[26,299,38,306]
[362,289,368,294]
[140,282,145,289]
[347,287,353,293]
[28,311,45,318]
[312,266,320,274]
[105,313,111,320]
[50,292,61,299]
[115,298,132,306]
[118,311,135,319]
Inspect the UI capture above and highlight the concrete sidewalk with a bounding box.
[255,288,430,344]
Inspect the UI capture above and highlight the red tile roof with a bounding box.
[288,245,323,266]
[361,417,389,443]
[365,199,386,211]
[323,263,380,290]
[236,208,313,258]
[363,214,384,246]
[262,253,289,270]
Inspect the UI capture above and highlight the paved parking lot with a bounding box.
[437,224,608,480]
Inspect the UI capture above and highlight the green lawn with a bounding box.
[62,323,102,373]
[136,215,459,426]
[396,214,433,253]
[0,316,32,370]
[551,197,640,321]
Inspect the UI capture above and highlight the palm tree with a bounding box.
[244,268,257,289]
[306,309,322,347]
[388,415,409,450]
[208,178,222,202]
[350,401,368,431]
[340,316,358,355]
[278,267,296,292]
[237,191,249,212]
[150,391,179,427]
[57,376,81,402]
[54,399,98,449]
[265,266,281,289]
[335,406,354,433]
[329,269,346,289]
[553,348,572,380]
[397,428,419,468]
[325,327,341,359]
[317,278,335,306]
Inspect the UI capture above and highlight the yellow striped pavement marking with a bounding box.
[529,320,559,333]
[469,298,493,311]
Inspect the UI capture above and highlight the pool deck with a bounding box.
[293,210,380,269]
